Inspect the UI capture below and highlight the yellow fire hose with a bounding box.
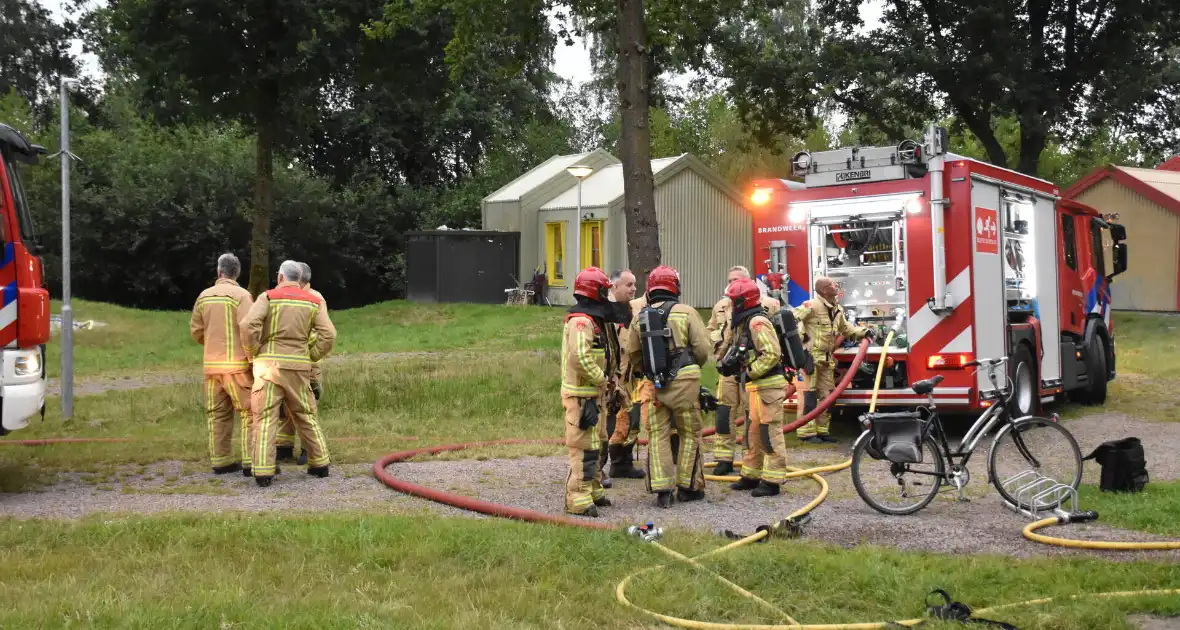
[616,329,1180,627]
[1023,518,1180,550]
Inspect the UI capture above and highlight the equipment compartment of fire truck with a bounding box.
[749,124,1127,416]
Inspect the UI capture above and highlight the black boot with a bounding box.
[213,462,242,475]
[677,487,705,502]
[609,444,646,479]
[276,445,295,463]
[657,491,674,508]
[593,495,612,507]
[751,481,781,497]
[712,461,735,477]
[297,448,309,465]
[255,476,273,487]
[581,505,600,518]
[625,443,646,477]
[242,466,252,477]
[730,476,760,491]
[307,465,329,478]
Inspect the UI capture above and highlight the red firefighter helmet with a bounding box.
[646,265,681,296]
[725,277,761,310]
[573,267,612,301]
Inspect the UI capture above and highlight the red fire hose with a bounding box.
[372,438,615,530]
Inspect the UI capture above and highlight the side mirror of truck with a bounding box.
[1111,242,1128,277]
[1109,223,1127,242]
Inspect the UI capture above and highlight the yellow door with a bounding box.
[580,220,604,270]
[545,221,566,286]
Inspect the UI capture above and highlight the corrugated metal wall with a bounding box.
[654,169,753,308]
[1074,181,1180,311]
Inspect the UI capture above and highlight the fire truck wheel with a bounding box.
[1009,344,1037,418]
[1084,336,1108,405]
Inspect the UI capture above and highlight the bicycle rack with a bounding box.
[1000,469,1079,520]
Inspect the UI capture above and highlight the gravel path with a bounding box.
[3,413,1177,562]
[1132,616,1180,630]
[0,461,430,519]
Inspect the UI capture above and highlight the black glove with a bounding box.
[718,347,744,377]
[579,398,600,430]
[699,386,719,412]
[864,328,877,342]
[310,380,322,400]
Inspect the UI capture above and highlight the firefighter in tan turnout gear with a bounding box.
[793,276,873,444]
[190,253,254,475]
[719,277,789,497]
[241,260,337,487]
[623,265,712,508]
[560,267,622,517]
[276,261,326,465]
[602,269,645,485]
[706,266,780,476]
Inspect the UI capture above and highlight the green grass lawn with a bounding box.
[46,299,563,379]
[1099,312,1180,422]
[1080,481,1180,538]
[0,513,1176,629]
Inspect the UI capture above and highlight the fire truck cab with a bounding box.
[750,125,1127,417]
[0,123,51,435]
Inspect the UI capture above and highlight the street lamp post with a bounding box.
[59,78,80,419]
[566,164,594,277]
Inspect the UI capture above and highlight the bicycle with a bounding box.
[850,357,1083,516]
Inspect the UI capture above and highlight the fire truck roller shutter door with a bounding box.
[970,180,1007,399]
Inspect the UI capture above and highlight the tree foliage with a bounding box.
[719,0,1180,175]
[0,0,90,123]
[91,0,387,295]
[5,89,417,309]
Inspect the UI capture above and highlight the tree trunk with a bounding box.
[1017,121,1048,177]
[615,0,659,290]
[247,88,276,297]
[954,109,1009,169]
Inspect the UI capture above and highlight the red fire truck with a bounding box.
[0,123,51,435]
[748,125,1126,417]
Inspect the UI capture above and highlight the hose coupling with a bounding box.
[627,521,663,542]
[771,514,812,539]
[1062,510,1099,524]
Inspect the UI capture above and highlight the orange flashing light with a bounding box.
[928,353,974,370]
[750,188,772,206]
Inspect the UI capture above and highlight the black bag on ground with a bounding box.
[1083,437,1148,493]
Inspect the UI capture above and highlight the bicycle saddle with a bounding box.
[911,375,945,396]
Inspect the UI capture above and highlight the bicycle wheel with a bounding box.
[989,417,1082,510]
[851,430,945,515]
